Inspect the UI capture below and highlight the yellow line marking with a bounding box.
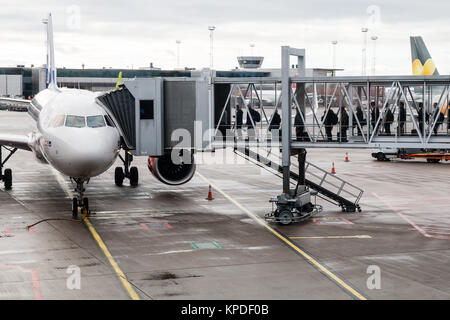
[290,235,372,240]
[52,170,140,300]
[83,216,140,300]
[196,171,367,301]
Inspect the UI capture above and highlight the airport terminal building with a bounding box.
[0,64,341,98]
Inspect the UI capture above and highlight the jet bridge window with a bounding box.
[65,115,86,128]
[140,100,154,120]
[87,115,106,128]
[104,114,115,127]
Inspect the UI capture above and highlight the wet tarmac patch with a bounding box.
[55,262,101,270]
[311,217,353,225]
[0,232,14,238]
[144,271,202,281]
[3,226,34,235]
[140,222,172,230]
[190,241,222,250]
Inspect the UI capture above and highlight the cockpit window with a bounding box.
[65,115,85,128]
[49,114,65,128]
[87,115,106,128]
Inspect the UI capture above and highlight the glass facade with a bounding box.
[0,66,269,98]
[0,67,33,98]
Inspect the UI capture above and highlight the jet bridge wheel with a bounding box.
[277,209,293,225]
[3,168,12,190]
[376,153,386,161]
[114,167,124,186]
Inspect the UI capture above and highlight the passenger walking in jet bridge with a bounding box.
[235,105,243,140]
[269,109,281,140]
[294,109,305,141]
[432,102,444,135]
[246,104,260,141]
[370,101,380,134]
[398,102,406,135]
[269,109,281,130]
[321,108,337,141]
[246,104,257,129]
[448,108,450,133]
[384,106,394,135]
[353,105,365,135]
[339,107,349,141]
[418,102,429,134]
[219,109,228,139]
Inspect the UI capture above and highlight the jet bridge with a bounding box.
[97,76,212,157]
[210,46,450,223]
[211,74,450,150]
[96,45,450,225]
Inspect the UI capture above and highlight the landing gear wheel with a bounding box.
[83,197,89,215]
[4,168,12,190]
[115,167,124,186]
[278,210,293,225]
[72,197,78,218]
[130,166,139,187]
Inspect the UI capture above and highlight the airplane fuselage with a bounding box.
[28,88,120,179]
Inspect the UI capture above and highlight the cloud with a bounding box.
[0,0,449,74]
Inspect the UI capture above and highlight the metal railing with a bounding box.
[262,147,363,206]
[212,75,450,150]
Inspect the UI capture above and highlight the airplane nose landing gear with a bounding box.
[71,178,90,219]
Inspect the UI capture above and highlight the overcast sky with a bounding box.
[0,0,449,75]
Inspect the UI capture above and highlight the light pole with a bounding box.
[250,43,255,56]
[331,40,338,69]
[371,35,378,75]
[207,26,216,130]
[176,40,181,68]
[208,26,216,69]
[361,28,368,76]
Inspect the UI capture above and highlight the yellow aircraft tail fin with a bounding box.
[114,71,123,91]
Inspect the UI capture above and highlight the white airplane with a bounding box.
[0,13,138,217]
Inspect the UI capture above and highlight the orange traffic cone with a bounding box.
[206,185,214,200]
[345,152,349,162]
[331,162,336,174]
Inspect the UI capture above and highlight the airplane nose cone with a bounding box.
[70,146,118,177]
[53,129,119,178]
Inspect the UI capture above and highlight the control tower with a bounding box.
[237,56,264,69]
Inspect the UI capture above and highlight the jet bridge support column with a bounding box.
[267,47,314,225]
[294,148,307,195]
[281,46,305,194]
[281,46,291,193]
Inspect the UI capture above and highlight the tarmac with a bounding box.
[0,111,449,300]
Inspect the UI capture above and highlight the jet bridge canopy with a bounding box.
[97,86,136,150]
[96,76,212,156]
